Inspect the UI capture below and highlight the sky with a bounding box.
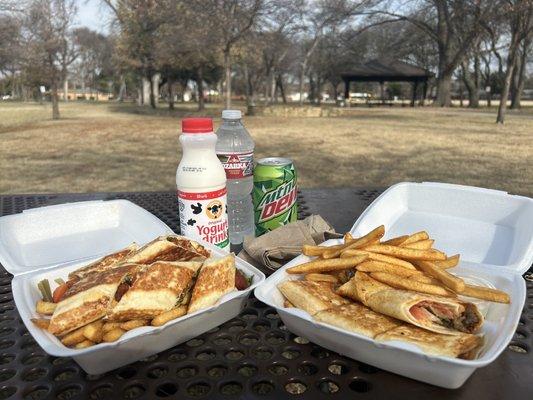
[75,0,110,33]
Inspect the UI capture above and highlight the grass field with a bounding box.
[1,101,532,196]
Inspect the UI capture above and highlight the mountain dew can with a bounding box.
[253,157,298,236]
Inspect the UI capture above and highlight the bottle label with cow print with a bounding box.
[217,151,254,179]
[178,188,229,251]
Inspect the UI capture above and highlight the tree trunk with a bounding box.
[435,70,453,107]
[510,39,529,109]
[298,65,306,105]
[243,63,254,116]
[496,36,520,123]
[277,74,286,104]
[149,74,156,109]
[63,78,68,102]
[224,49,231,109]
[51,79,60,120]
[270,71,276,104]
[462,63,479,108]
[117,75,126,102]
[168,77,175,110]
[197,65,205,111]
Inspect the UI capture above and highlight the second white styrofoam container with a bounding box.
[4,200,265,374]
[255,182,531,388]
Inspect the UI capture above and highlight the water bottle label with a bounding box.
[217,151,254,179]
[178,188,229,251]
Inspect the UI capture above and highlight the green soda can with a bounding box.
[253,157,298,236]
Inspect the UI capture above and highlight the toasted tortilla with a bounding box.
[166,235,211,258]
[108,261,202,321]
[187,254,236,314]
[48,263,141,336]
[277,280,351,316]
[350,273,483,335]
[375,325,482,359]
[68,243,138,280]
[314,303,401,337]
[337,271,390,303]
[125,236,208,264]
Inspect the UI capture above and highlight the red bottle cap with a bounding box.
[182,118,213,133]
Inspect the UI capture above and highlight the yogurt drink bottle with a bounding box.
[215,110,255,245]
[177,118,229,251]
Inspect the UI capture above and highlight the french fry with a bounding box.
[61,328,86,346]
[343,232,353,241]
[75,340,95,349]
[340,249,416,270]
[370,272,455,297]
[36,300,56,315]
[152,305,188,326]
[102,328,126,342]
[401,231,430,245]
[433,254,460,269]
[382,235,409,246]
[356,261,422,278]
[411,275,441,285]
[120,319,149,331]
[31,318,50,330]
[102,322,122,333]
[363,245,446,261]
[415,260,465,293]
[304,273,339,283]
[302,244,331,257]
[82,320,104,343]
[461,284,510,304]
[322,225,385,259]
[286,255,367,274]
[401,239,434,250]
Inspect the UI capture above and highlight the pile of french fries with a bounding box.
[289,225,510,303]
[31,303,189,349]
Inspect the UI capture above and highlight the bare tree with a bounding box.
[372,1,500,107]
[20,0,78,119]
[194,0,263,109]
[496,0,533,123]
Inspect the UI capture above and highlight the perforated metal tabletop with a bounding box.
[0,189,531,400]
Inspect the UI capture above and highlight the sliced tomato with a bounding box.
[235,269,249,290]
[52,283,69,303]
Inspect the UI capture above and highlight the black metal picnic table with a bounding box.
[0,189,531,400]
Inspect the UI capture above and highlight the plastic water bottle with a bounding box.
[215,110,255,245]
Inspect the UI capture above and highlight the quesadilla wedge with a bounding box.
[344,272,483,335]
[314,303,401,337]
[187,254,236,314]
[277,280,351,316]
[68,244,139,280]
[108,260,202,321]
[125,236,208,264]
[375,325,482,359]
[48,263,141,336]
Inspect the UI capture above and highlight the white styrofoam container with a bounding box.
[2,200,265,374]
[255,182,531,388]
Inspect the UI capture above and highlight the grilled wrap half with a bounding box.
[48,263,141,336]
[108,260,202,321]
[338,272,483,335]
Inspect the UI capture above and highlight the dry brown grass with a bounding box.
[1,101,532,196]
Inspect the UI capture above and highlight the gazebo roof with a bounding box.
[341,59,433,82]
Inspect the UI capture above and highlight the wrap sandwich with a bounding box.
[187,254,236,314]
[277,280,351,316]
[314,303,481,359]
[108,260,202,321]
[337,272,483,335]
[68,243,138,280]
[48,263,141,336]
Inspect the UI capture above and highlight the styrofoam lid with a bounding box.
[222,109,242,119]
[0,200,174,276]
[350,182,533,274]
